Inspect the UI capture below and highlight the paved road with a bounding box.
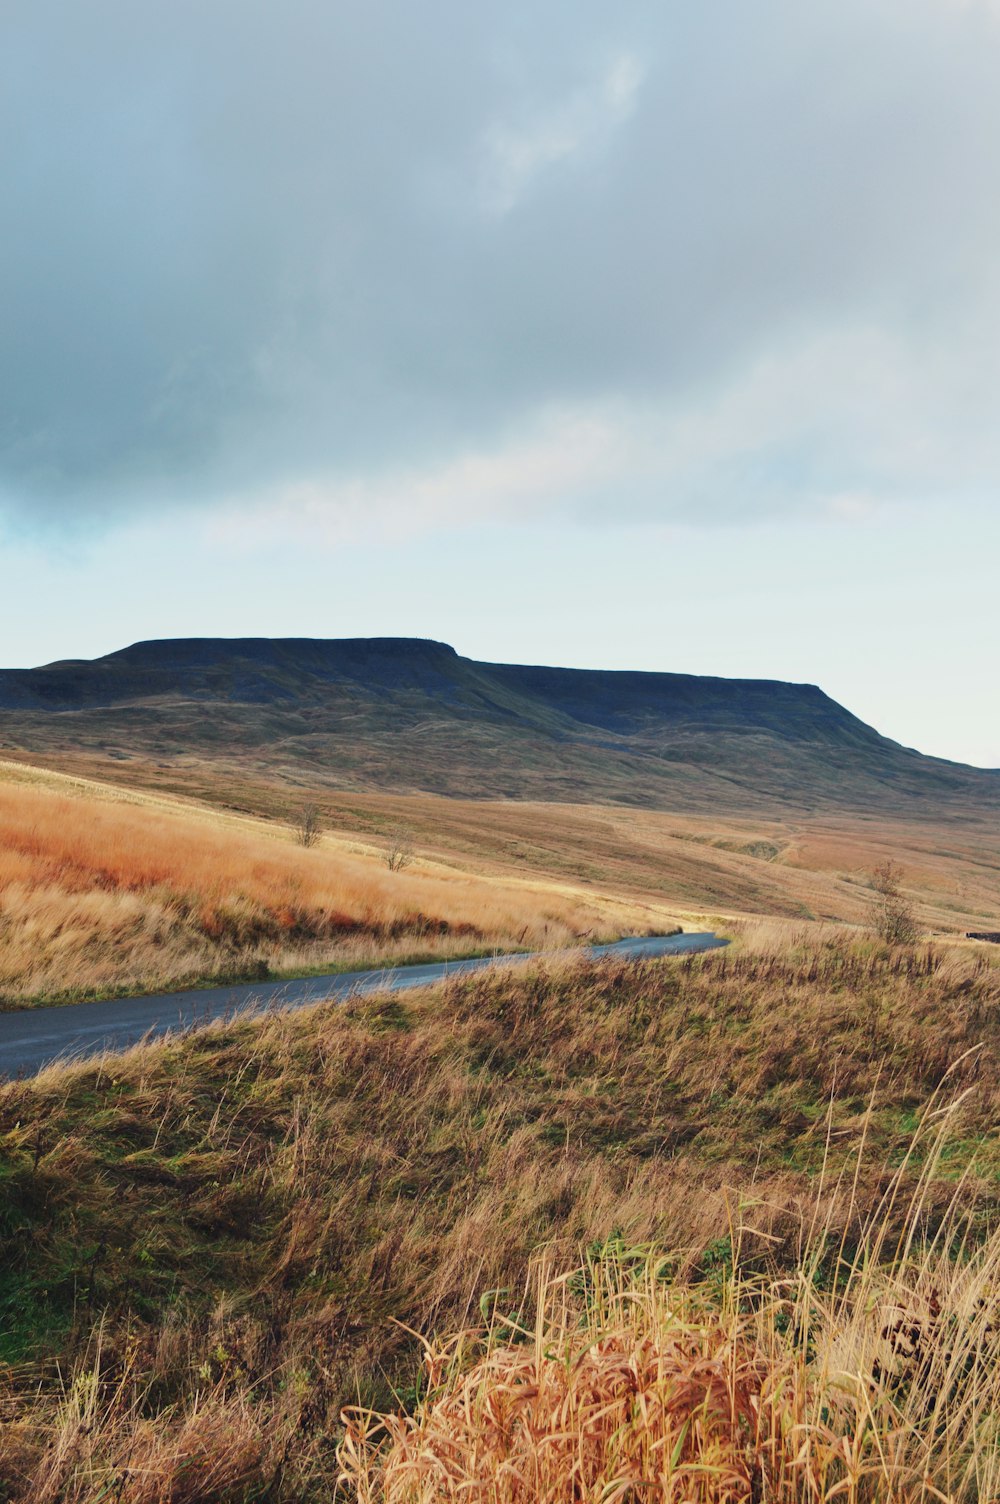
[0,932,727,1079]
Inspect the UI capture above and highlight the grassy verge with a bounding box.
[0,939,998,1498]
[0,931,687,1013]
[0,940,524,1012]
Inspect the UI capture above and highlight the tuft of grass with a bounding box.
[343,1092,1000,1503]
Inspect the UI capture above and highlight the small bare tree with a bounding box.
[384,824,414,872]
[868,859,919,944]
[295,802,322,849]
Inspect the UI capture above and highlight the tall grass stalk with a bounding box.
[341,1095,1000,1503]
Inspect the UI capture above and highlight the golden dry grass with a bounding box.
[342,1076,1000,1504]
[2,942,1000,1500]
[341,1258,800,1504]
[342,1201,1000,1504]
[0,765,676,1005]
[6,751,1000,944]
[327,794,1000,938]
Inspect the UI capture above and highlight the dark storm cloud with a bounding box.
[3,0,1000,528]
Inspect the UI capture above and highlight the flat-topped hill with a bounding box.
[0,636,995,814]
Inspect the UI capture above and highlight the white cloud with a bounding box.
[478,50,643,215]
[204,317,1000,550]
[205,406,622,549]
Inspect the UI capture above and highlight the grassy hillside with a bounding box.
[1,937,999,1499]
[296,790,1000,937]
[1,636,996,815]
[2,752,999,1015]
[0,762,672,1007]
[2,709,999,1498]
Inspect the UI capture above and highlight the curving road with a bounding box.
[0,932,727,1079]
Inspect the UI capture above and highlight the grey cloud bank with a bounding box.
[3,0,1000,531]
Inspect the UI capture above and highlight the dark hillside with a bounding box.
[0,636,996,815]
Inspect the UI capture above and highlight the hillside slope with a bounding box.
[0,636,996,814]
[0,760,672,1008]
[2,942,1000,1498]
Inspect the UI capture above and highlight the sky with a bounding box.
[1,0,998,768]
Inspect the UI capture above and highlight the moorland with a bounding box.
[1,637,999,1502]
[0,760,672,1009]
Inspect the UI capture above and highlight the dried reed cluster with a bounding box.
[343,1091,1000,1504]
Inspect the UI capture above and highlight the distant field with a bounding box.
[304,788,1000,937]
[7,748,998,939]
[3,750,1000,1010]
[0,760,675,1007]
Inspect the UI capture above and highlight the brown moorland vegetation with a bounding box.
[1,938,999,1499]
[0,765,674,1007]
[299,790,1000,936]
[344,1221,1000,1504]
[5,753,1000,961]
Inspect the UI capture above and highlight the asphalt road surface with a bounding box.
[0,932,727,1079]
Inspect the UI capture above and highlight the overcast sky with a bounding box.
[1,0,998,767]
